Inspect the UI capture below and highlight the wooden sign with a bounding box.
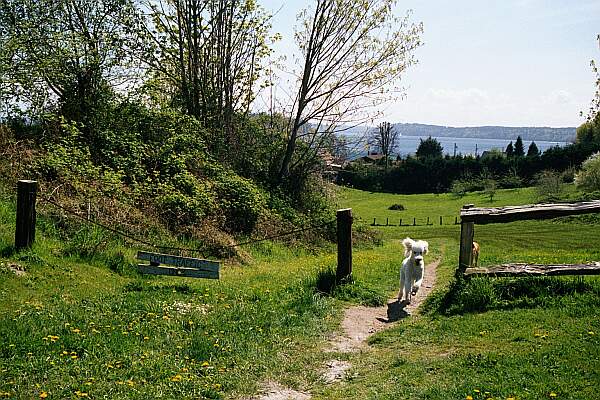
[136,251,220,279]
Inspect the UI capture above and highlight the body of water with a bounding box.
[361,135,569,158]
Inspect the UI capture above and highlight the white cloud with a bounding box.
[542,90,575,106]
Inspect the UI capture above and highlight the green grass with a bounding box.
[1,185,600,399]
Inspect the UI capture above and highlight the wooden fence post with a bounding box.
[337,208,353,282]
[440,216,443,225]
[413,217,416,226]
[458,204,475,277]
[399,218,402,226]
[386,217,389,226]
[372,217,376,226]
[15,180,38,251]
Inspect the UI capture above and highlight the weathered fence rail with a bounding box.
[459,201,600,278]
[371,216,459,227]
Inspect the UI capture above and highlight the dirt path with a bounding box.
[327,259,439,353]
[249,259,439,399]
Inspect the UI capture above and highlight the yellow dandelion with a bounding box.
[127,380,135,387]
[507,397,516,400]
[39,392,48,399]
[588,331,595,336]
[143,336,149,340]
[71,355,78,360]
[71,328,80,334]
[181,367,189,372]
[201,361,210,367]
[474,389,481,393]
[74,390,88,398]
[466,396,473,400]
[550,393,557,398]
[171,375,182,382]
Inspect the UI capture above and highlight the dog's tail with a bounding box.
[402,237,414,258]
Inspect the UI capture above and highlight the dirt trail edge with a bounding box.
[248,259,439,399]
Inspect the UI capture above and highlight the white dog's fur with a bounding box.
[398,237,429,304]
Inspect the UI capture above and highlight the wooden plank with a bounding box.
[137,251,219,272]
[137,264,220,279]
[461,200,600,224]
[464,262,600,277]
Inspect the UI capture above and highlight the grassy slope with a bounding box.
[1,185,599,399]
[316,186,600,400]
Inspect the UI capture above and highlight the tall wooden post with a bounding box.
[458,204,475,277]
[15,180,38,250]
[336,208,353,282]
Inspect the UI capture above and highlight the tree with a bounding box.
[527,141,540,157]
[505,141,514,157]
[370,121,399,170]
[575,152,600,192]
[483,179,497,202]
[277,0,423,184]
[577,35,600,144]
[0,0,141,126]
[138,0,274,155]
[416,136,443,159]
[514,136,525,157]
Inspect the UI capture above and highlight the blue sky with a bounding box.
[259,0,600,128]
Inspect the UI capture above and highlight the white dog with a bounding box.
[398,237,429,305]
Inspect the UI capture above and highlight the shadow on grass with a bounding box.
[423,275,600,316]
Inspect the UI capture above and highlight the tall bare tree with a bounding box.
[369,121,399,170]
[277,0,422,183]
[139,0,274,154]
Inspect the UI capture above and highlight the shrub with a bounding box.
[214,172,266,233]
[388,204,405,211]
[535,170,564,202]
[575,152,600,192]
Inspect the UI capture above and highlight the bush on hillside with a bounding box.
[575,152,600,192]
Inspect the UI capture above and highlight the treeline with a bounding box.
[339,138,600,195]
[0,0,424,253]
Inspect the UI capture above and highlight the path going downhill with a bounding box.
[249,259,440,399]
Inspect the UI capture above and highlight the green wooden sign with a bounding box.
[136,251,220,279]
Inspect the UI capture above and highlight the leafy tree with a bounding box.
[527,141,540,157]
[505,141,514,157]
[483,179,497,202]
[277,0,423,183]
[0,0,141,125]
[416,136,443,159]
[514,136,525,157]
[138,0,274,155]
[575,152,600,192]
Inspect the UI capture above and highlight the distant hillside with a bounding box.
[393,123,576,143]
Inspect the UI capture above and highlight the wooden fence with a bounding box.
[458,201,600,278]
[371,216,459,227]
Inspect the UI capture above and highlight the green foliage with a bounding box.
[416,136,443,159]
[514,135,525,157]
[575,152,600,192]
[527,141,540,157]
[535,170,565,202]
[505,141,514,157]
[213,172,266,233]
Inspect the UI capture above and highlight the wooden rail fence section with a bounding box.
[459,200,600,278]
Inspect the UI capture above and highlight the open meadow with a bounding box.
[1,185,599,399]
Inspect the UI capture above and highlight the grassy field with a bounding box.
[1,185,599,399]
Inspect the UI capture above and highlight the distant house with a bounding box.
[358,151,385,163]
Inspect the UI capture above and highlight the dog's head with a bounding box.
[402,237,429,265]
